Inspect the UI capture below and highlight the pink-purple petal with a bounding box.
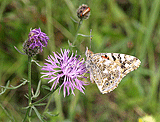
[41,48,88,97]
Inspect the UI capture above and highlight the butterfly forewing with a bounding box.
[85,47,141,94]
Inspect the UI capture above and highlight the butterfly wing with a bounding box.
[85,49,103,84]
[99,53,141,94]
[85,48,141,94]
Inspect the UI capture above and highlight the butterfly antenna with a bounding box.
[90,29,92,49]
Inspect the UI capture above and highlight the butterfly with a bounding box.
[85,47,141,94]
[80,7,91,17]
[77,4,90,19]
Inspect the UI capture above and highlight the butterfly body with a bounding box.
[80,7,91,17]
[85,47,141,94]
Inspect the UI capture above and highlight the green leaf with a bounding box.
[1,78,28,90]
[32,106,44,122]
[0,80,10,95]
[35,80,41,97]
[46,112,59,117]
[24,94,29,99]
[34,103,47,106]
[41,85,51,91]
[29,107,33,116]
[22,106,29,110]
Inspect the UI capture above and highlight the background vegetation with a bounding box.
[0,0,160,121]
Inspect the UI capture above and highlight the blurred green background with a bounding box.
[0,0,160,121]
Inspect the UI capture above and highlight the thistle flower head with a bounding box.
[41,49,88,97]
[23,28,49,57]
[77,4,91,20]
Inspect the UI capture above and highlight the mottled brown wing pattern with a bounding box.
[85,47,141,94]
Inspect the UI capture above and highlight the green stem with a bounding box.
[23,107,31,122]
[23,56,32,122]
[69,90,79,120]
[54,90,64,121]
[26,56,32,121]
[28,56,32,106]
[43,93,53,112]
[72,19,83,46]
[32,83,61,106]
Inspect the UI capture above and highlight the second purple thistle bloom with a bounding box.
[41,49,88,97]
[23,28,49,57]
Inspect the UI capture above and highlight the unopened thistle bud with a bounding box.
[77,4,90,20]
[23,28,49,57]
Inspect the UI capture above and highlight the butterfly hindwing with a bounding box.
[85,47,141,94]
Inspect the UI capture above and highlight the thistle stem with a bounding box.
[23,56,32,122]
[23,107,31,122]
[72,19,83,46]
[32,83,61,106]
[28,56,32,105]
[43,92,54,112]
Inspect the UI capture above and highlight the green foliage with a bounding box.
[0,0,160,121]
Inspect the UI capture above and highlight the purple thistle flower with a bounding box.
[23,28,49,57]
[41,49,88,97]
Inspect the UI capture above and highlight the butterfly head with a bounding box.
[85,47,93,59]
